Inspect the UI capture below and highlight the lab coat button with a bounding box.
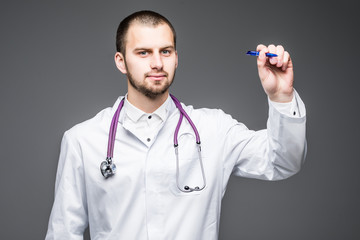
[147,138,151,142]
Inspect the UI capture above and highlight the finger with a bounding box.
[256,44,268,68]
[268,44,277,65]
[276,45,284,68]
[282,51,292,71]
[256,44,266,52]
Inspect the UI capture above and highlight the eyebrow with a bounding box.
[133,45,175,52]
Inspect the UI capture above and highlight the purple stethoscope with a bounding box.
[100,94,206,193]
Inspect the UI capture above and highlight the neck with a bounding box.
[127,88,169,113]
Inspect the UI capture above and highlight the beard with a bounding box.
[126,65,176,100]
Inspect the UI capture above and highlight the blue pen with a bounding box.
[247,51,278,57]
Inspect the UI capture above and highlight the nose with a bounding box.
[150,52,163,70]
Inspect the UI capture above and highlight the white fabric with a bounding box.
[45,91,307,240]
[270,94,302,117]
[122,95,170,147]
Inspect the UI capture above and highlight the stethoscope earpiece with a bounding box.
[100,158,116,178]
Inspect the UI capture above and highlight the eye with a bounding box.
[161,50,171,55]
[138,51,148,56]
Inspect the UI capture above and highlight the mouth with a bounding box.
[146,73,168,81]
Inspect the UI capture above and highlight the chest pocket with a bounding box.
[168,132,207,196]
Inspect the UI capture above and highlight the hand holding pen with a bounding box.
[248,44,294,103]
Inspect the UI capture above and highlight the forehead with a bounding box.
[125,22,175,49]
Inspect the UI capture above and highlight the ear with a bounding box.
[114,52,127,74]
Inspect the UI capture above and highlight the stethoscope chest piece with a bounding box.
[100,158,116,178]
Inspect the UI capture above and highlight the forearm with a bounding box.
[228,90,306,181]
[266,89,307,179]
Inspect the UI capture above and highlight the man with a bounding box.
[46,10,306,240]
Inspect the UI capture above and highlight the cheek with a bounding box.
[127,60,148,74]
[164,58,177,70]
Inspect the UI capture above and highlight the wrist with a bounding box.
[268,91,294,103]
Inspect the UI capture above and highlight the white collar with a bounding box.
[124,94,171,123]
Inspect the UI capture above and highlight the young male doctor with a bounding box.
[46,10,306,240]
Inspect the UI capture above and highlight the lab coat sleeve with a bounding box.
[224,90,307,181]
[45,130,88,240]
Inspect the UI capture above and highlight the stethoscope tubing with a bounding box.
[107,99,124,160]
[102,94,206,193]
[170,94,200,145]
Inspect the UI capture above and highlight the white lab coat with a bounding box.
[45,91,306,240]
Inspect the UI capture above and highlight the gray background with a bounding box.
[1,0,359,239]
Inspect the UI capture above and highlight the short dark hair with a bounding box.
[116,10,177,55]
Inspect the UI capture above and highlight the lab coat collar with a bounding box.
[109,94,177,125]
[123,94,171,123]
